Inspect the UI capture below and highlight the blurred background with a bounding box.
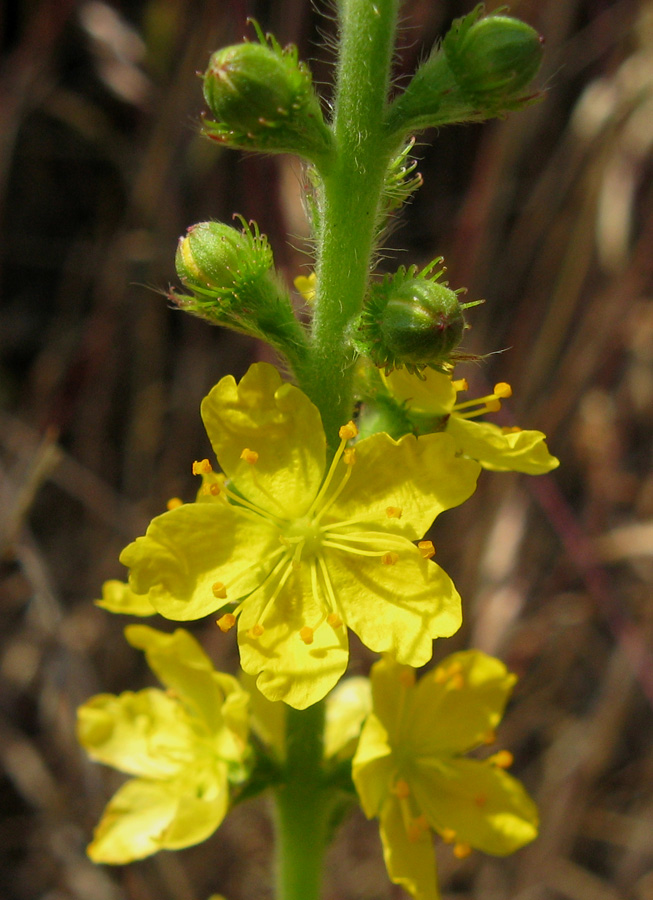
[1,0,653,898]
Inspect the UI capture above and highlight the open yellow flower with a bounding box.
[383,367,558,474]
[119,362,480,709]
[352,652,538,900]
[77,626,249,864]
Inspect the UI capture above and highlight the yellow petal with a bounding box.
[383,367,456,416]
[329,546,462,667]
[77,689,194,779]
[124,626,249,753]
[412,757,539,856]
[201,362,326,519]
[405,650,517,756]
[446,416,559,474]
[120,502,279,621]
[87,769,228,863]
[351,712,394,818]
[324,675,372,760]
[237,563,349,709]
[95,580,156,617]
[328,431,480,541]
[379,793,441,900]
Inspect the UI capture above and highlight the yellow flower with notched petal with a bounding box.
[119,362,480,710]
[383,367,558,474]
[77,626,249,864]
[352,652,538,900]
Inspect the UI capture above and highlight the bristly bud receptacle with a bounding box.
[172,219,307,365]
[352,260,481,375]
[202,25,334,170]
[386,4,544,137]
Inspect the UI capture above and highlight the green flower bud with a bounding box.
[444,7,544,107]
[201,25,334,168]
[175,219,272,307]
[352,260,480,375]
[171,218,308,367]
[386,5,544,137]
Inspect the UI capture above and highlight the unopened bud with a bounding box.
[202,27,334,167]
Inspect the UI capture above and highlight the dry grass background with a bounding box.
[1,1,653,898]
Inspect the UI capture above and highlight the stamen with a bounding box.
[494,382,512,398]
[386,507,402,519]
[248,624,265,638]
[322,530,409,550]
[418,540,435,559]
[502,425,522,434]
[407,815,429,843]
[452,378,468,392]
[382,551,399,565]
[399,668,415,689]
[327,612,343,628]
[313,461,354,524]
[212,582,228,599]
[339,421,358,440]
[167,497,183,510]
[441,828,457,844]
[482,730,496,745]
[299,626,314,645]
[240,448,259,464]
[192,459,213,475]
[475,794,488,808]
[392,779,411,799]
[216,613,236,632]
[322,539,394,558]
[317,553,345,625]
[489,750,514,769]
[453,842,472,859]
[343,448,356,466]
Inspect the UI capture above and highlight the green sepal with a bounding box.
[386,4,544,138]
[202,24,335,170]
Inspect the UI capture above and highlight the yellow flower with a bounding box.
[119,362,480,709]
[383,367,559,474]
[77,626,249,864]
[352,652,538,900]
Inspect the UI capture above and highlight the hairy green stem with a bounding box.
[294,0,401,450]
[273,702,334,900]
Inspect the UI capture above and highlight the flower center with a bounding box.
[284,515,323,558]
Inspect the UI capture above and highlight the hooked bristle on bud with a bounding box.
[353,260,480,375]
[201,25,334,168]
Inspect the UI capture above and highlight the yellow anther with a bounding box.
[209,483,221,495]
[299,626,314,645]
[418,540,435,559]
[453,842,472,860]
[212,582,227,600]
[216,613,236,633]
[382,551,399,566]
[482,730,496,745]
[240,448,259,464]
[475,794,488,808]
[450,673,465,690]
[339,421,358,441]
[494,382,512,398]
[407,816,429,843]
[502,425,522,434]
[386,506,403,519]
[489,750,514,769]
[399,668,416,689]
[343,448,357,466]
[327,613,343,629]
[453,378,468,392]
[249,624,265,638]
[441,828,457,844]
[486,399,501,412]
[192,459,213,475]
[166,497,183,510]
[392,779,411,799]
